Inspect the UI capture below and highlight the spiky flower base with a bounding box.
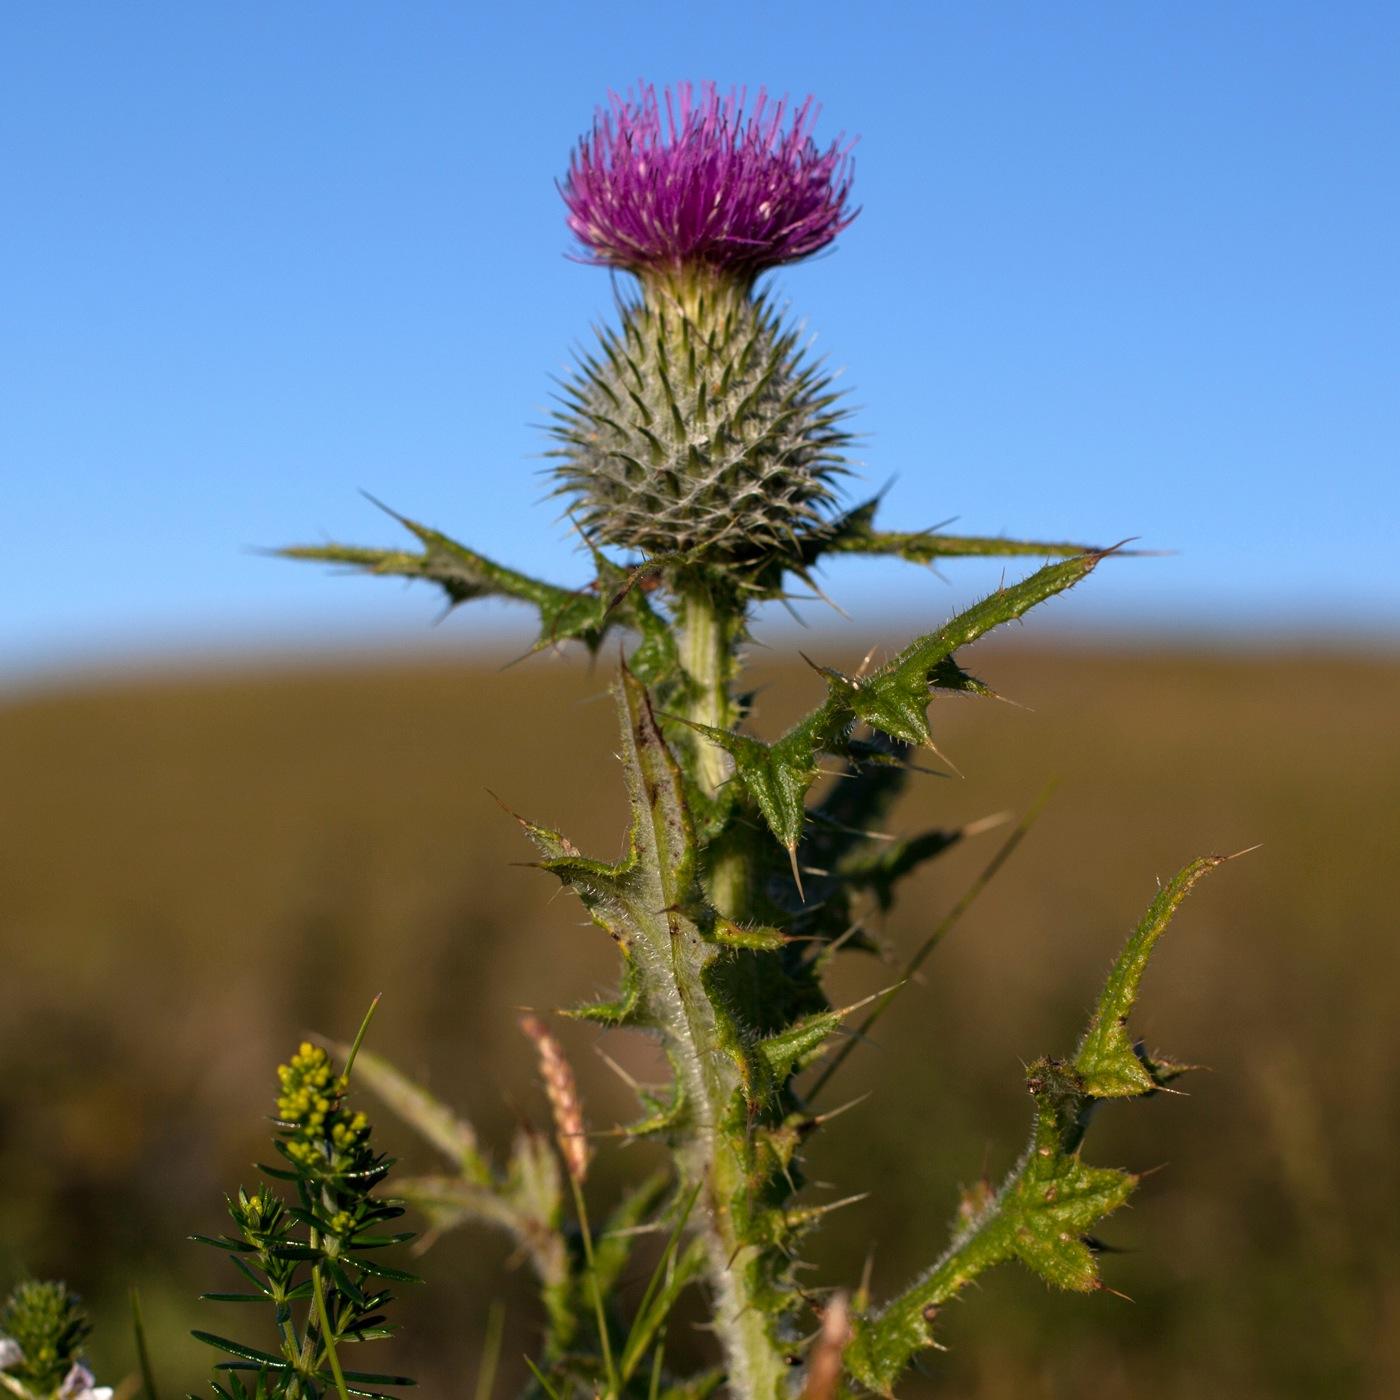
[550,276,849,565]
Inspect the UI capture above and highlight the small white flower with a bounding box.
[0,1336,23,1370]
[58,1364,112,1400]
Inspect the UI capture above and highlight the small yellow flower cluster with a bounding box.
[331,1112,369,1149]
[276,1042,337,1125]
[275,1043,369,1171]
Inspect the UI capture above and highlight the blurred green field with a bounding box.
[2,639,1398,1398]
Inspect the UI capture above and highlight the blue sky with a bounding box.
[3,2,1397,682]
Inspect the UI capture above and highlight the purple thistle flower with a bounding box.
[562,81,857,280]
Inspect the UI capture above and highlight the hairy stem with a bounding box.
[674,588,792,1397]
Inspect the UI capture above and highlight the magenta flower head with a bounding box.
[561,81,857,284]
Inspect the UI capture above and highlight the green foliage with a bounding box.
[686,551,1104,854]
[811,492,1109,567]
[280,505,679,688]
[344,1037,710,1396]
[0,1281,96,1400]
[191,1034,416,1400]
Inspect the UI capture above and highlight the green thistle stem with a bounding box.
[680,582,759,924]
[680,584,736,799]
[676,583,793,1397]
[699,1158,792,1400]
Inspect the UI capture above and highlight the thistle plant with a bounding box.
[282,81,1228,1398]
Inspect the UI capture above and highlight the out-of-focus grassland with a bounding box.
[2,641,1398,1399]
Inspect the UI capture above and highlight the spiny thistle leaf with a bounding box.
[846,858,1223,1391]
[1073,856,1226,1097]
[696,552,1104,850]
[710,918,789,951]
[752,1010,844,1083]
[564,955,646,1028]
[624,1080,688,1139]
[810,493,1107,567]
[280,508,662,668]
[518,669,722,1053]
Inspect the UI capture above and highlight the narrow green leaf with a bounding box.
[346,1233,415,1249]
[523,1356,563,1400]
[130,1286,161,1400]
[334,1368,417,1387]
[189,1234,256,1253]
[474,1301,506,1400]
[618,1237,707,1385]
[189,1333,290,1368]
[592,1172,673,1299]
[617,1188,702,1385]
[351,1259,422,1285]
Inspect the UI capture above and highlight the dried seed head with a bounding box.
[520,1014,591,1183]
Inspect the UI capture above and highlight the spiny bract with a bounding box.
[549,283,850,564]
